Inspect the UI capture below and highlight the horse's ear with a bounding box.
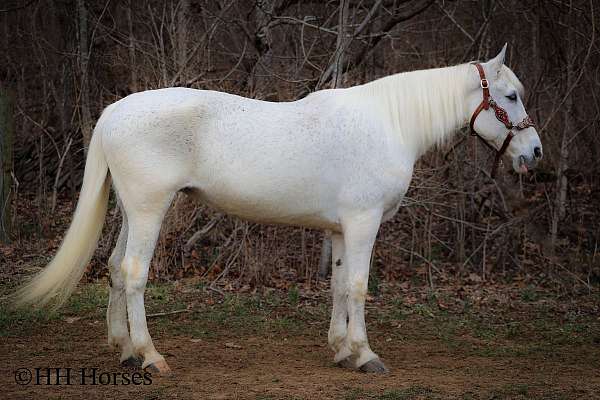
[486,43,507,76]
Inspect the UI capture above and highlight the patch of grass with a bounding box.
[267,316,301,332]
[469,319,499,341]
[505,321,522,339]
[65,283,108,316]
[170,292,316,338]
[1,282,201,337]
[0,304,61,337]
[287,285,299,306]
[146,283,172,303]
[144,283,189,314]
[520,285,539,302]
[376,298,409,325]
[412,303,435,318]
[0,283,110,336]
[434,319,461,349]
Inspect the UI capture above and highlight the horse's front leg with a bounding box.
[328,233,349,363]
[336,208,388,373]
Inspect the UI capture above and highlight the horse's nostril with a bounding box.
[534,147,542,159]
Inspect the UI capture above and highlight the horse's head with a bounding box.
[468,44,542,175]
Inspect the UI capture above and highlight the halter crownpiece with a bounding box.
[469,63,536,178]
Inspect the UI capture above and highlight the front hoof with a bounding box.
[336,356,355,370]
[144,359,172,376]
[359,358,389,374]
[120,356,142,369]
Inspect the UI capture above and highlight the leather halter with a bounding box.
[469,63,535,178]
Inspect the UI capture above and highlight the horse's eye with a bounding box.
[506,92,517,101]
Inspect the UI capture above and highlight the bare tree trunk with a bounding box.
[248,0,275,98]
[176,0,190,84]
[550,8,575,253]
[332,0,349,88]
[127,0,138,92]
[550,81,572,252]
[0,86,14,243]
[316,0,351,89]
[77,0,92,151]
[365,3,383,81]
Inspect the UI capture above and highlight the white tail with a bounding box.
[14,130,110,308]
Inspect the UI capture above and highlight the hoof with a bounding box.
[144,359,172,376]
[336,357,355,370]
[120,356,142,369]
[359,358,389,374]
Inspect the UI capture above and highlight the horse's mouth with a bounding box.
[518,155,529,174]
[516,154,538,174]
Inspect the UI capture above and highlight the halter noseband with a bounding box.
[469,63,535,178]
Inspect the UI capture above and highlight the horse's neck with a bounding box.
[356,64,472,157]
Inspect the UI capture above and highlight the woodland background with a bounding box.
[0,0,598,294]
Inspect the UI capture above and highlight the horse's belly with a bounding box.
[185,183,341,231]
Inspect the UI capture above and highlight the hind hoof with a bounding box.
[120,356,142,369]
[359,358,389,374]
[144,359,172,376]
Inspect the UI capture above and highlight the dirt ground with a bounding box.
[1,281,599,400]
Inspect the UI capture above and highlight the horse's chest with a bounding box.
[380,169,412,222]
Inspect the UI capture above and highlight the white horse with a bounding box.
[15,45,542,374]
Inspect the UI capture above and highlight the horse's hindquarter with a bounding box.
[101,88,413,230]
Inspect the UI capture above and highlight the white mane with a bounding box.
[349,63,472,156]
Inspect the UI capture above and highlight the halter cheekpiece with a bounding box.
[469,63,535,178]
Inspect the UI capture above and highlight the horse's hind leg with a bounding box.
[106,199,140,367]
[119,189,175,374]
